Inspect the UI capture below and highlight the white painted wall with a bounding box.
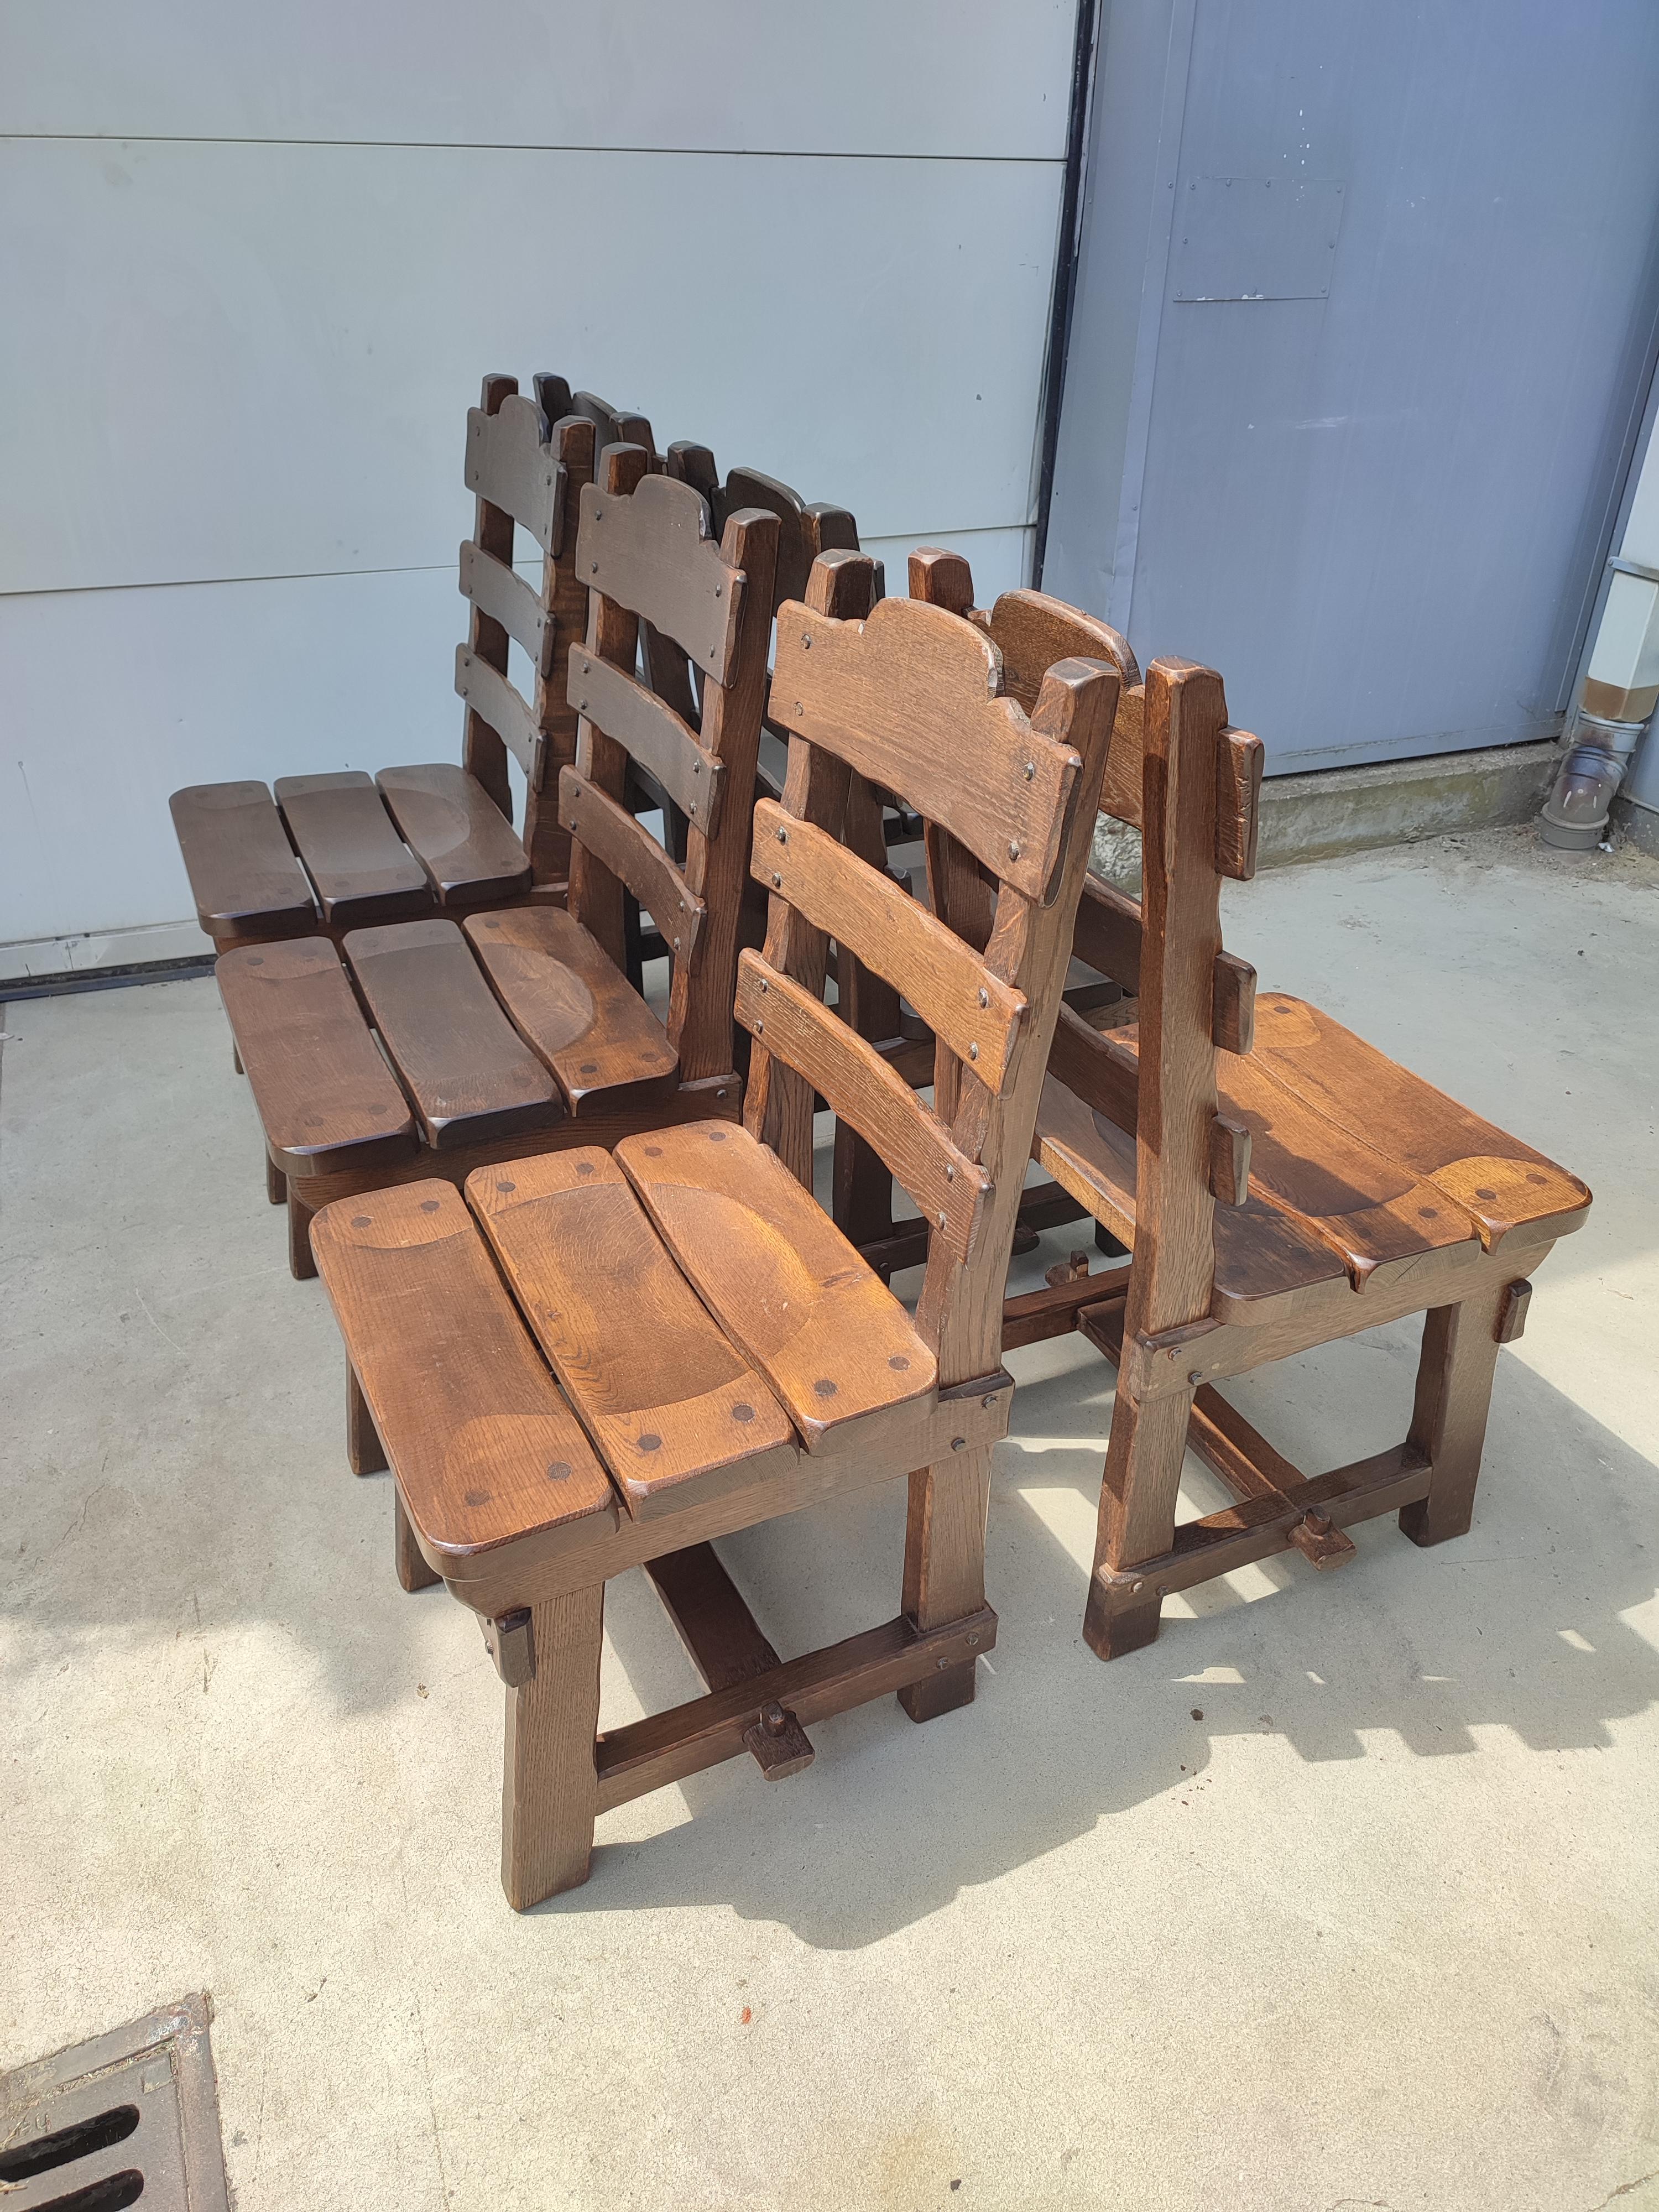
[0,2,1073,963]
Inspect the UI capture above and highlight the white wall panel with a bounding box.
[0,2,1075,159]
[862,526,1034,609]
[0,139,1060,595]
[0,568,470,942]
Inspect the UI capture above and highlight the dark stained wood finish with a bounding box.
[457,542,551,672]
[560,766,706,959]
[577,470,745,681]
[465,906,678,1115]
[375,764,532,907]
[770,594,1084,906]
[467,1148,797,1518]
[170,782,317,944]
[463,389,566,555]
[615,1120,937,1451]
[343,919,563,1149]
[644,1544,816,1780]
[217,938,418,1178]
[273,771,434,930]
[310,1180,618,1564]
[453,647,541,782]
[1073,872,1256,1054]
[567,647,726,831]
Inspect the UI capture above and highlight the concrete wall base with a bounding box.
[1611,794,1659,859]
[1092,737,1561,890]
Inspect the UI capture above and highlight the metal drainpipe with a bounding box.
[1542,403,1659,848]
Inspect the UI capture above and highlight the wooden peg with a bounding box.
[1495,1279,1532,1344]
[482,1605,535,1687]
[741,1700,815,1781]
[1208,1113,1251,1207]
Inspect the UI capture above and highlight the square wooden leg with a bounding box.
[347,1363,388,1477]
[288,1193,317,1280]
[394,1489,440,1591]
[266,1150,287,1207]
[898,1446,990,1722]
[502,1586,605,1908]
[1083,1375,1197,1661]
[1398,1279,1514,1548]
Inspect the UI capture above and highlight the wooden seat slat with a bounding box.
[375,764,532,907]
[458,542,552,671]
[273,771,435,929]
[1248,994,1593,1250]
[568,646,726,831]
[311,1180,618,1563]
[467,1150,797,1518]
[465,906,679,1115]
[615,1121,937,1449]
[217,937,419,1177]
[454,648,541,781]
[343,918,564,1150]
[170,781,318,943]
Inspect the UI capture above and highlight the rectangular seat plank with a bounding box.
[466,1150,796,1518]
[217,937,419,1177]
[274,770,435,929]
[311,1180,617,1568]
[465,906,679,1115]
[375,763,532,907]
[753,798,1027,1090]
[170,781,317,943]
[1249,994,1593,1250]
[615,1120,937,1451]
[344,917,564,1149]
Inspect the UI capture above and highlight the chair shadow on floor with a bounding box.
[535,1314,1659,1946]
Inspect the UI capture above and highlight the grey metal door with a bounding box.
[1044,0,1659,770]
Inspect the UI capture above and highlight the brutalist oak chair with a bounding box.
[218,447,779,1281]
[308,555,1120,1905]
[1009,651,1592,1657]
[170,374,623,954]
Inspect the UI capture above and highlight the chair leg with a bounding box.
[266,1151,287,1207]
[1398,1281,1510,1547]
[501,1586,605,1908]
[1082,1373,1198,1661]
[287,1192,317,1280]
[394,1490,441,1592]
[347,1363,387,1476]
[898,1446,990,1722]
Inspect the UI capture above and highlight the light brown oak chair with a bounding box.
[170,374,617,951]
[217,446,780,1281]
[910,551,1594,1656]
[308,552,1121,1904]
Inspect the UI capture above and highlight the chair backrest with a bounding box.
[743,551,1121,1385]
[909,550,1267,1342]
[561,446,780,1084]
[456,374,655,889]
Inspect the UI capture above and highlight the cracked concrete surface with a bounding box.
[2,827,1656,2210]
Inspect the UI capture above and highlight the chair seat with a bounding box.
[171,764,531,946]
[1035,993,1590,1326]
[312,1143,941,1558]
[221,906,686,1170]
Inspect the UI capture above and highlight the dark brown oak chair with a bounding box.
[910,551,1593,1656]
[170,374,625,955]
[307,554,1120,1905]
[217,447,779,1281]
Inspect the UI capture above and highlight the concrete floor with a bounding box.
[2,825,1656,2212]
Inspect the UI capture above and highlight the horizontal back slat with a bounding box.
[1048,1001,1139,1138]
[770,595,1082,906]
[735,951,991,1265]
[464,393,565,555]
[559,766,706,961]
[577,472,746,684]
[568,647,726,833]
[751,798,1027,1093]
[978,587,1139,712]
[454,646,539,779]
[573,392,655,461]
[1073,873,1256,1053]
[458,542,551,673]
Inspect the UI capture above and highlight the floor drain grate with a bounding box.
[0,1994,229,2211]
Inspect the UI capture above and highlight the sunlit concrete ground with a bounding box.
[2,825,1655,2212]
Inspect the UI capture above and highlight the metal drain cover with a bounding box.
[0,1993,229,2210]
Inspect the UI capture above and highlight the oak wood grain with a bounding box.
[170,781,317,943]
[465,905,678,1116]
[274,771,434,929]
[375,763,532,907]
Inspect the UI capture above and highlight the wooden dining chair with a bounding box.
[902,552,1593,1651]
[170,374,618,953]
[216,446,779,1286]
[307,554,1120,1905]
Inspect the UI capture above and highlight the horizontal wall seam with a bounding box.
[0,132,1065,164]
[0,523,1034,602]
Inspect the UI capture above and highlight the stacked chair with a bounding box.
[168,374,1593,1908]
